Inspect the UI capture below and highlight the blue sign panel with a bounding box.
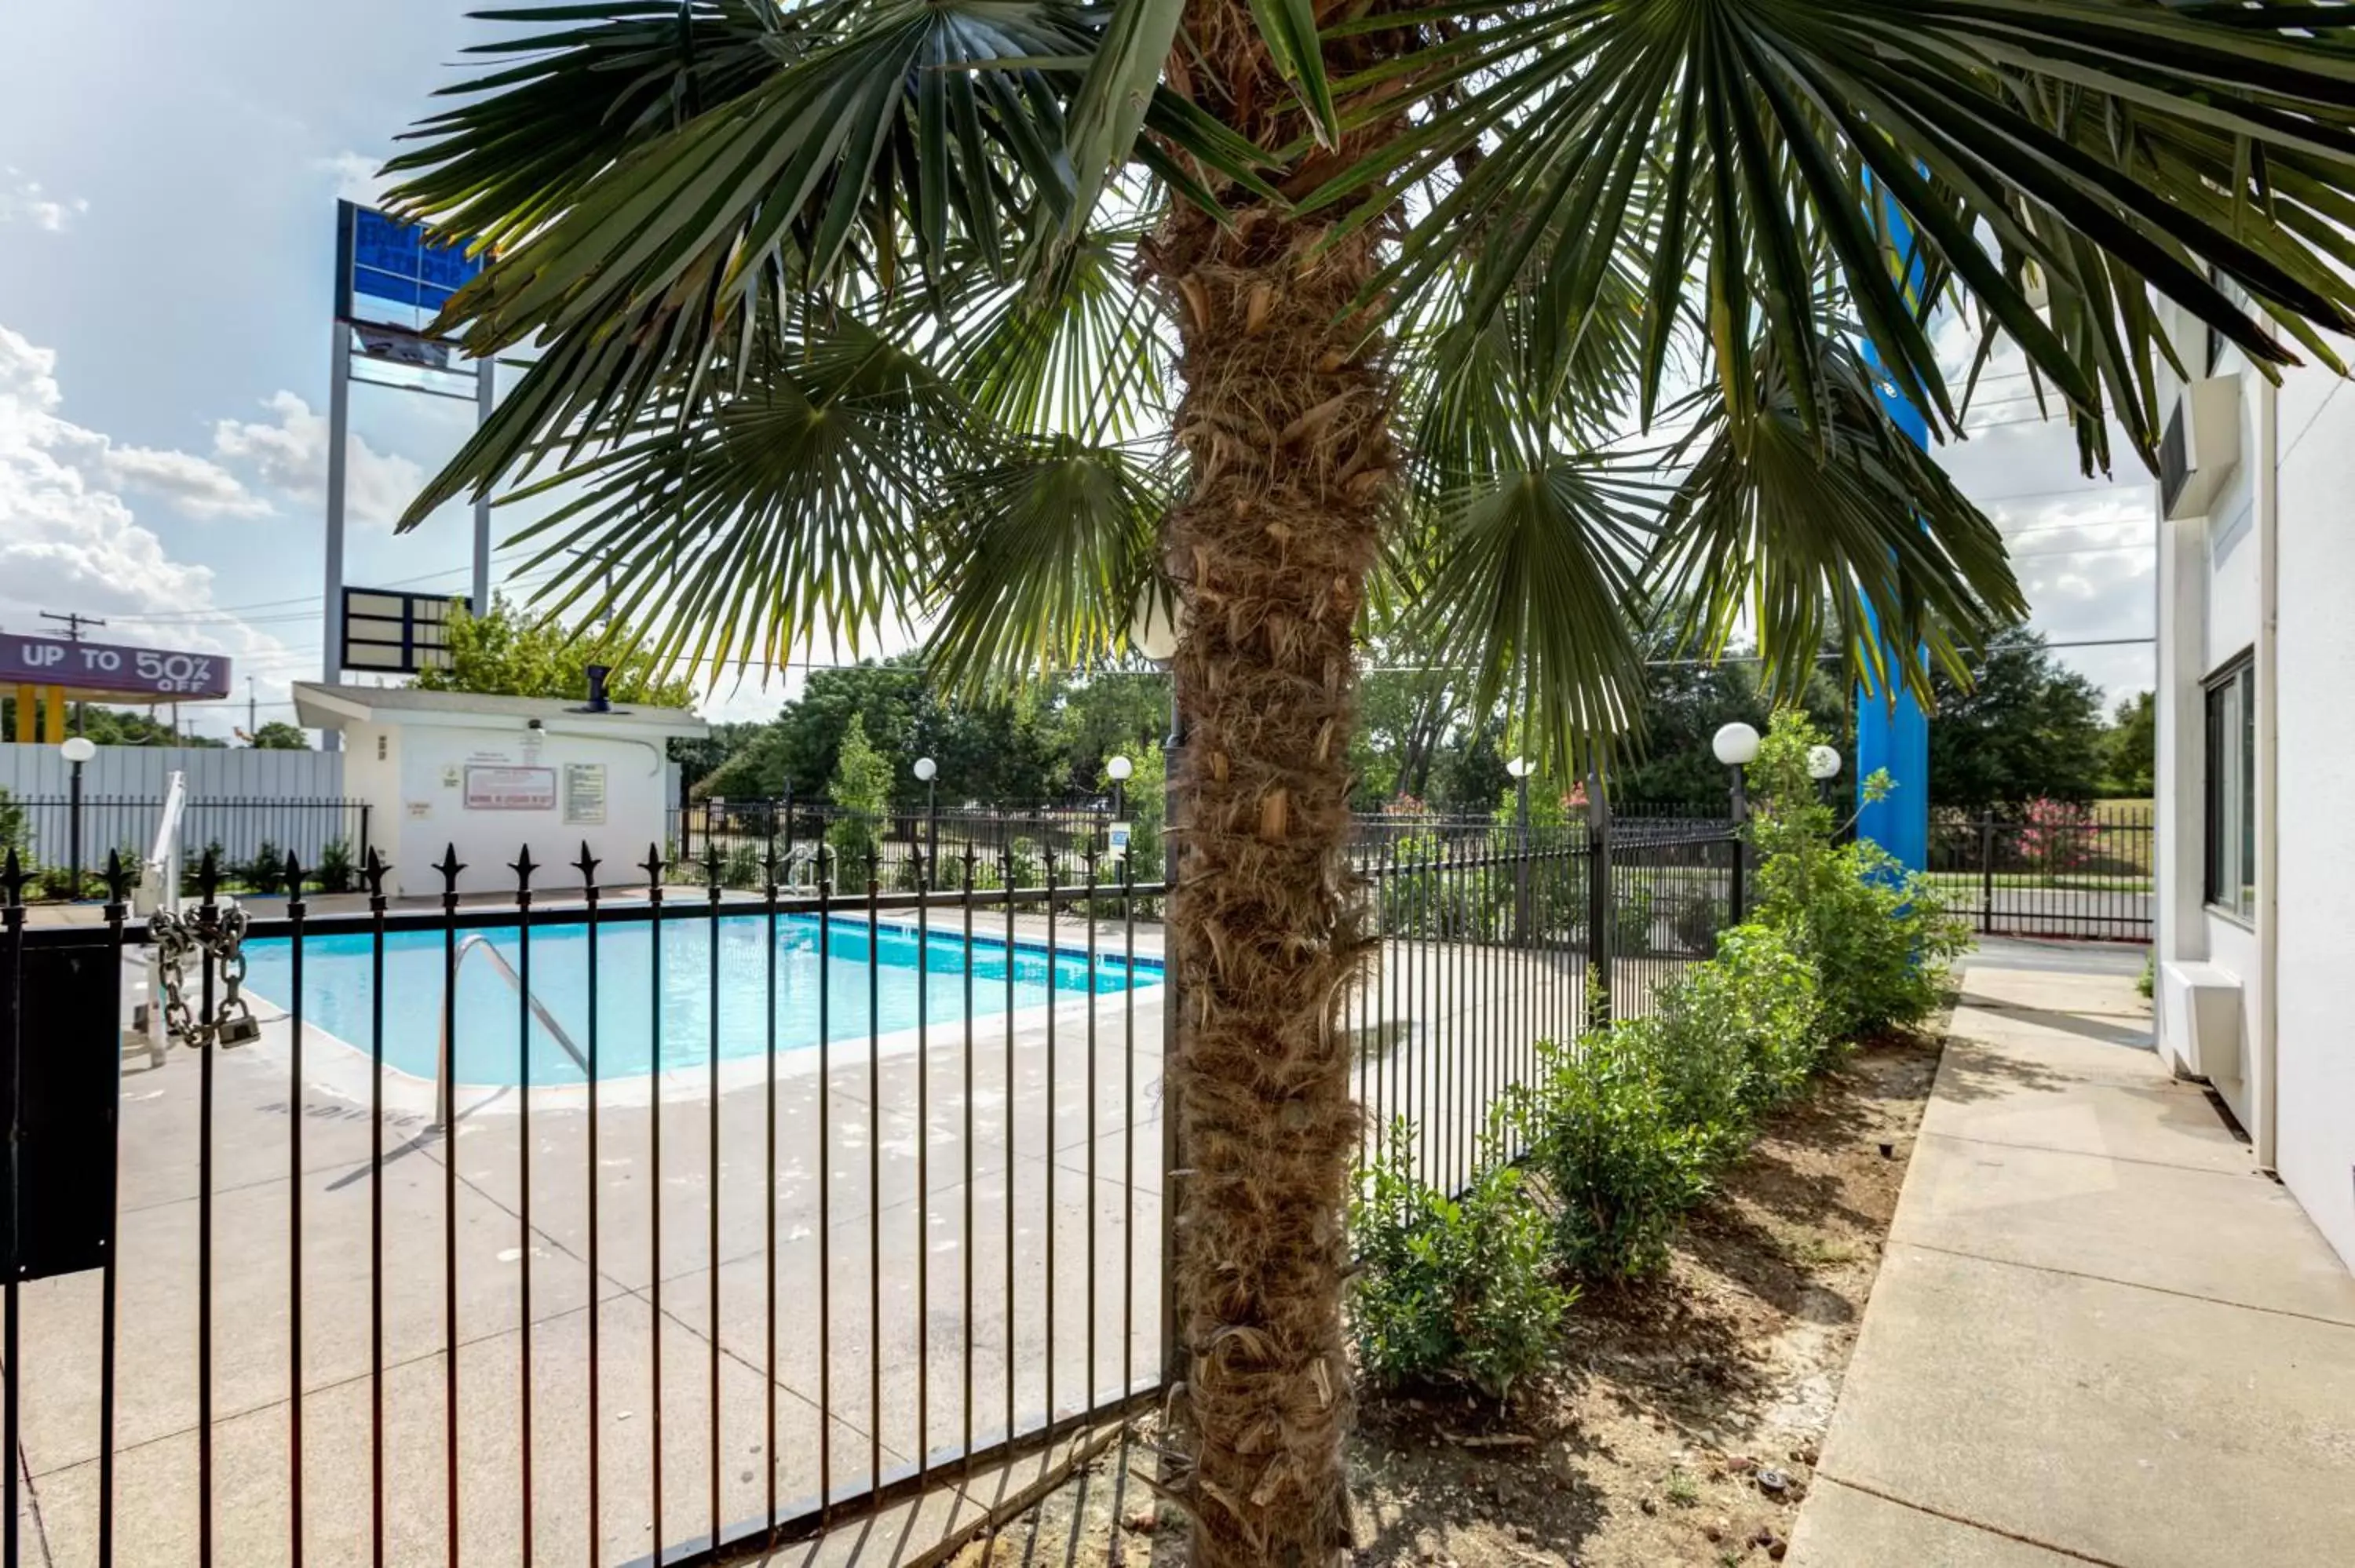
[1855,184,1932,873]
[335,200,486,323]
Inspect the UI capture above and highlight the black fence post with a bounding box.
[1586,775,1612,1029]
[1978,819,1996,934]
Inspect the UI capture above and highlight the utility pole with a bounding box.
[247,676,258,742]
[40,611,104,735]
[38,611,104,642]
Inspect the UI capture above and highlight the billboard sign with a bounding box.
[0,634,231,700]
[341,587,466,675]
[334,200,487,324]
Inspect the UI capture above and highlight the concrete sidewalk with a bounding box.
[1790,939,2355,1568]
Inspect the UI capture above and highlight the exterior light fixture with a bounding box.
[912,757,938,782]
[1807,745,1843,782]
[1504,757,1534,779]
[1711,722,1762,767]
[1129,585,1181,663]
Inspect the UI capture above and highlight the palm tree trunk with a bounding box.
[1142,12,1399,1554]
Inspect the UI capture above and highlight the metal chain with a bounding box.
[148,904,257,1050]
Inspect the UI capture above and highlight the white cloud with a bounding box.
[212,390,426,529]
[318,150,392,210]
[0,323,303,731]
[0,167,86,232]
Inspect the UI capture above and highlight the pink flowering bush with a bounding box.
[2016,797,2094,876]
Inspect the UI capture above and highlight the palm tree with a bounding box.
[385,5,2355,1559]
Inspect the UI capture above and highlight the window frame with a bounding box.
[2202,651,2257,924]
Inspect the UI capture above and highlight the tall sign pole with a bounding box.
[474,358,495,616]
[1854,191,1933,873]
[323,323,352,751]
[322,199,491,746]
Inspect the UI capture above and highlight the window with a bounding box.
[2203,656,2256,921]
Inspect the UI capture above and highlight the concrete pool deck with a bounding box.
[9,911,1589,1566]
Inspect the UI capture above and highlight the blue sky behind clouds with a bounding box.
[0,2,2155,741]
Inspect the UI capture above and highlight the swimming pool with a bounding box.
[241,913,1161,1086]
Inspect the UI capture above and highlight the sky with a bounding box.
[0,2,2156,743]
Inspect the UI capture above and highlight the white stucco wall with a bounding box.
[359,722,676,899]
[2153,297,2355,1273]
[2272,357,2355,1272]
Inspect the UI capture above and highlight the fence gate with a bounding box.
[1928,805,2154,942]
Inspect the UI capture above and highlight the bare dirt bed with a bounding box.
[955,1028,1943,1568]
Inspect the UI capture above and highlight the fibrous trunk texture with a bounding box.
[1142,6,1404,1562]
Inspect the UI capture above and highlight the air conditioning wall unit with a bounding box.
[2160,375,2242,520]
[2158,961,2243,1081]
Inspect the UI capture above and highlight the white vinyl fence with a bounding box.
[0,743,344,800]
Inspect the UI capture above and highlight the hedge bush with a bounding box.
[1506,1032,1720,1279]
[1349,1125,1572,1398]
[1349,706,1966,1383]
[1747,714,1970,1041]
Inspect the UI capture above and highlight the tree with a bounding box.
[246,721,311,751]
[2105,691,2157,800]
[0,701,224,747]
[824,712,893,870]
[412,596,695,707]
[387,6,2355,1558]
[1927,629,2110,811]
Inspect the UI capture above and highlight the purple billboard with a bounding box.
[0,634,232,699]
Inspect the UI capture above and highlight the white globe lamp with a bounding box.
[1711,722,1762,768]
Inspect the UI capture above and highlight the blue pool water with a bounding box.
[241,914,1160,1085]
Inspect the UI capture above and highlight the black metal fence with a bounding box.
[1928,804,2153,941]
[0,796,371,901]
[671,800,1123,890]
[0,801,1738,1567]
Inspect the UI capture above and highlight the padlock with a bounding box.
[214,1007,264,1048]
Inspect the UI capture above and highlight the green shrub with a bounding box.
[1350,1127,1572,1399]
[314,838,356,894]
[240,839,287,895]
[1748,713,1970,1040]
[1508,1034,1718,1280]
[721,841,765,891]
[1648,923,1826,1124]
[2137,952,2154,1000]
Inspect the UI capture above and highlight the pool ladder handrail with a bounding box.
[436,932,593,1128]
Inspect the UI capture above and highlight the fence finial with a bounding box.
[1,847,24,908]
[435,844,466,901]
[102,847,135,906]
[362,846,390,902]
[283,849,306,908]
[640,842,666,889]
[511,845,538,899]
[702,840,724,897]
[574,841,601,892]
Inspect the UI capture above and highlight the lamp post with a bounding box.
[912,756,938,877]
[1713,722,1762,924]
[60,735,96,901]
[1806,744,1843,804]
[1106,753,1134,840]
[1505,757,1534,942]
[1127,582,1183,1387]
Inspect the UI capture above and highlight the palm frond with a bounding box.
[1345,0,2355,474]
[1654,335,2028,709]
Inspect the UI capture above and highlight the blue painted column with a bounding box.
[1855,196,1932,872]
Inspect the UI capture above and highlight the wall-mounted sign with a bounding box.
[564,764,608,826]
[1108,822,1132,859]
[464,765,556,811]
[0,634,231,700]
